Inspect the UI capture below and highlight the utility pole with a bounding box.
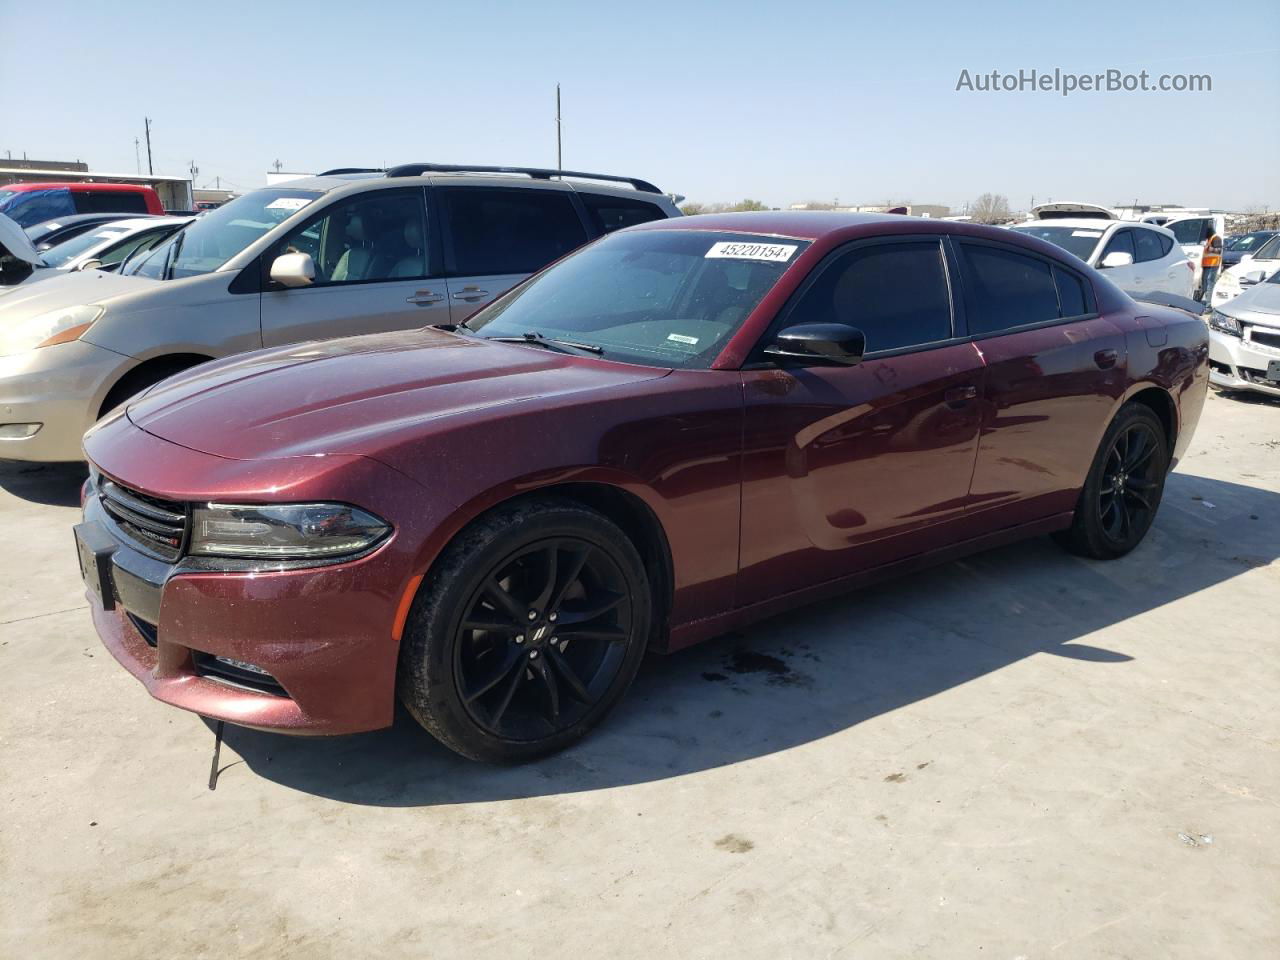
[215,176,220,190]
[273,159,283,173]
[555,84,562,176]
[144,117,154,175]
[189,160,199,184]
[134,138,141,174]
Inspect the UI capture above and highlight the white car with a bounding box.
[1207,268,1280,398]
[1211,234,1280,307]
[1161,213,1227,298]
[1012,203,1194,300]
[9,216,192,286]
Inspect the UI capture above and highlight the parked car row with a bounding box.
[6,163,1201,761]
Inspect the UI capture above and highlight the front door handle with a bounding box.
[407,290,444,305]
[452,287,490,302]
[1094,348,1119,370]
[944,385,977,408]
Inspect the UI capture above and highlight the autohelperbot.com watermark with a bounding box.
[955,67,1212,96]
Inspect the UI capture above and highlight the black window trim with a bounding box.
[949,235,1099,342]
[748,233,963,367]
[576,191,667,238]
[435,183,594,277]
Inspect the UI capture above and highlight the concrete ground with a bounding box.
[1,390,1276,959]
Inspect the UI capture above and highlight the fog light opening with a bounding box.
[0,423,42,439]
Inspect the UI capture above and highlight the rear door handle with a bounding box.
[407,290,444,305]
[452,287,490,302]
[1094,348,1119,370]
[944,385,977,407]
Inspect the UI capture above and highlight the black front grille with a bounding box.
[99,479,188,560]
[1250,327,1280,351]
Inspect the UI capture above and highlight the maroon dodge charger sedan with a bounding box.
[76,213,1209,761]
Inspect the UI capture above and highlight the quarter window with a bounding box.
[958,243,1061,335]
[581,194,667,234]
[1158,234,1175,257]
[1133,229,1164,263]
[277,189,429,285]
[441,187,588,277]
[1053,267,1089,318]
[785,241,952,353]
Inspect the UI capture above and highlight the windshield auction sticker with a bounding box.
[705,241,797,262]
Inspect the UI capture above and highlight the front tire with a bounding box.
[1054,403,1169,560]
[398,498,651,762]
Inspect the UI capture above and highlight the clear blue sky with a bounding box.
[4,0,1277,211]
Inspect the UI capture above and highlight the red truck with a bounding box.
[0,182,166,227]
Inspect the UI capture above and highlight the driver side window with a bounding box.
[783,240,953,353]
[278,189,431,285]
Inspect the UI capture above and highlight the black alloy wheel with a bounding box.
[399,499,651,762]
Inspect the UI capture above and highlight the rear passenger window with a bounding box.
[1053,267,1088,318]
[1133,229,1164,263]
[581,194,667,234]
[74,191,149,215]
[441,188,588,276]
[786,241,952,353]
[958,243,1060,335]
[1103,230,1136,260]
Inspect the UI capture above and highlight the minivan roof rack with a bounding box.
[319,167,385,176]
[383,162,662,194]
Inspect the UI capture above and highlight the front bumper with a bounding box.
[0,339,131,462]
[1208,327,1280,398]
[80,425,431,735]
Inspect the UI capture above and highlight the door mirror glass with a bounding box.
[270,252,316,287]
[1099,251,1134,269]
[76,258,103,272]
[764,323,865,366]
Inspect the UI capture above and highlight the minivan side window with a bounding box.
[581,194,667,234]
[441,188,588,276]
[277,189,429,285]
[784,240,953,353]
[957,243,1062,335]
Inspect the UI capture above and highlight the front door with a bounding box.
[739,238,986,603]
[260,186,449,347]
[953,239,1127,527]
[435,185,590,324]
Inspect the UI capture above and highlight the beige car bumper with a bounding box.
[0,340,131,462]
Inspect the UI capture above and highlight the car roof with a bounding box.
[2,181,155,193]
[83,216,190,232]
[271,168,671,204]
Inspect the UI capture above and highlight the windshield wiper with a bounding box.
[482,331,604,356]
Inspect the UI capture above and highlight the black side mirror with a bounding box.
[763,323,866,367]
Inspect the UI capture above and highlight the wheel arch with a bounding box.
[411,476,677,651]
[1122,383,1178,458]
[97,352,215,418]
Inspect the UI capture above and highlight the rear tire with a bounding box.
[398,497,651,763]
[1054,403,1169,560]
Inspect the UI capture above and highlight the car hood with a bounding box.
[1226,281,1280,322]
[123,328,670,460]
[0,265,155,310]
[0,211,45,267]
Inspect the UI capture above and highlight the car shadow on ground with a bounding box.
[0,461,87,507]
[209,470,1278,806]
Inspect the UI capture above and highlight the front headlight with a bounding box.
[1208,310,1242,336]
[0,304,104,357]
[189,503,391,560]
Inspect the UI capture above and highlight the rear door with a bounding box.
[1098,228,1140,289]
[955,239,1127,527]
[436,185,590,323]
[738,236,986,601]
[1134,226,1191,297]
[260,186,450,347]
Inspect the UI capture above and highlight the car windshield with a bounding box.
[38,227,129,268]
[1251,235,1280,261]
[465,230,809,368]
[1011,225,1104,261]
[1228,232,1272,251]
[124,188,321,280]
